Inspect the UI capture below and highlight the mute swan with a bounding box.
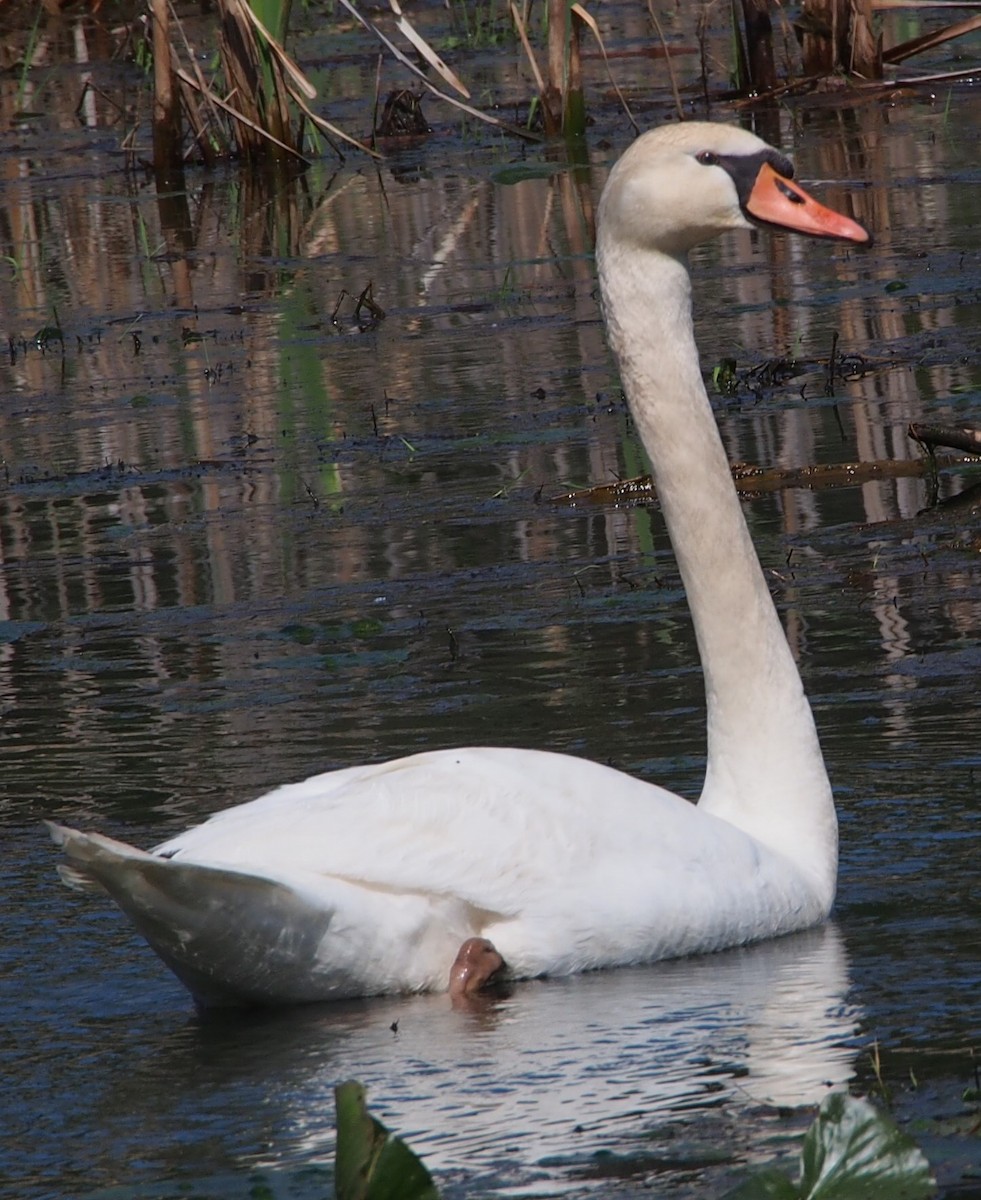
[48,122,870,1008]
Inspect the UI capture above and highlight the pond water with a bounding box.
[1,4,979,1199]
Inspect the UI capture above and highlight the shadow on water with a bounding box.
[2,3,981,1199]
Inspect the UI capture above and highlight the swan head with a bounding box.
[597,122,870,259]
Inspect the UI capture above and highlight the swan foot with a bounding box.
[448,937,505,1000]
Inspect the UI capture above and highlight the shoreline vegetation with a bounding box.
[5,1,981,173]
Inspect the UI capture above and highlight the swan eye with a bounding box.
[696,151,719,166]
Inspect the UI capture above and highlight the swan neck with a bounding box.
[597,236,836,904]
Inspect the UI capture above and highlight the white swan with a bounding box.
[49,122,870,1008]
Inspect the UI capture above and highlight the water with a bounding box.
[1,5,980,1198]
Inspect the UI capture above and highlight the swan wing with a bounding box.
[152,747,822,970]
[151,747,696,916]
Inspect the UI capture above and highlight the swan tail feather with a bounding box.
[46,821,337,1007]
[46,821,156,893]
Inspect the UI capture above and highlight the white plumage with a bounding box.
[49,122,870,1007]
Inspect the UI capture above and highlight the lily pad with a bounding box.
[724,1093,935,1200]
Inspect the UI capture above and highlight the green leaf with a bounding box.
[334,1081,440,1200]
[712,357,739,395]
[722,1095,935,1200]
[798,1093,935,1200]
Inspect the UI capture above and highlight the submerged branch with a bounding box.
[554,434,981,507]
[908,423,981,458]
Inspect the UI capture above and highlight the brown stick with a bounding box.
[542,0,564,135]
[741,0,776,92]
[150,0,183,181]
[908,423,981,458]
[883,14,981,66]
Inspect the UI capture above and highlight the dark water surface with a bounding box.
[1,6,980,1198]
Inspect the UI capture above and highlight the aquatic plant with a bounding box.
[723,1092,935,1199]
[334,1081,438,1200]
[334,1086,935,1200]
[147,0,373,172]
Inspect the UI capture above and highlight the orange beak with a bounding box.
[745,162,871,245]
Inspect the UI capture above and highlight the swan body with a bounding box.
[49,122,870,1008]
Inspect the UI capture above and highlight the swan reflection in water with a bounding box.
[169,924,859,1188]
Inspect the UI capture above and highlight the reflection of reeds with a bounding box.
[798,0,879,78]
[741,1,981,102]
[1,7,980,683]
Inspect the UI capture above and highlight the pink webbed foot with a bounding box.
[448,937,505,1000]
